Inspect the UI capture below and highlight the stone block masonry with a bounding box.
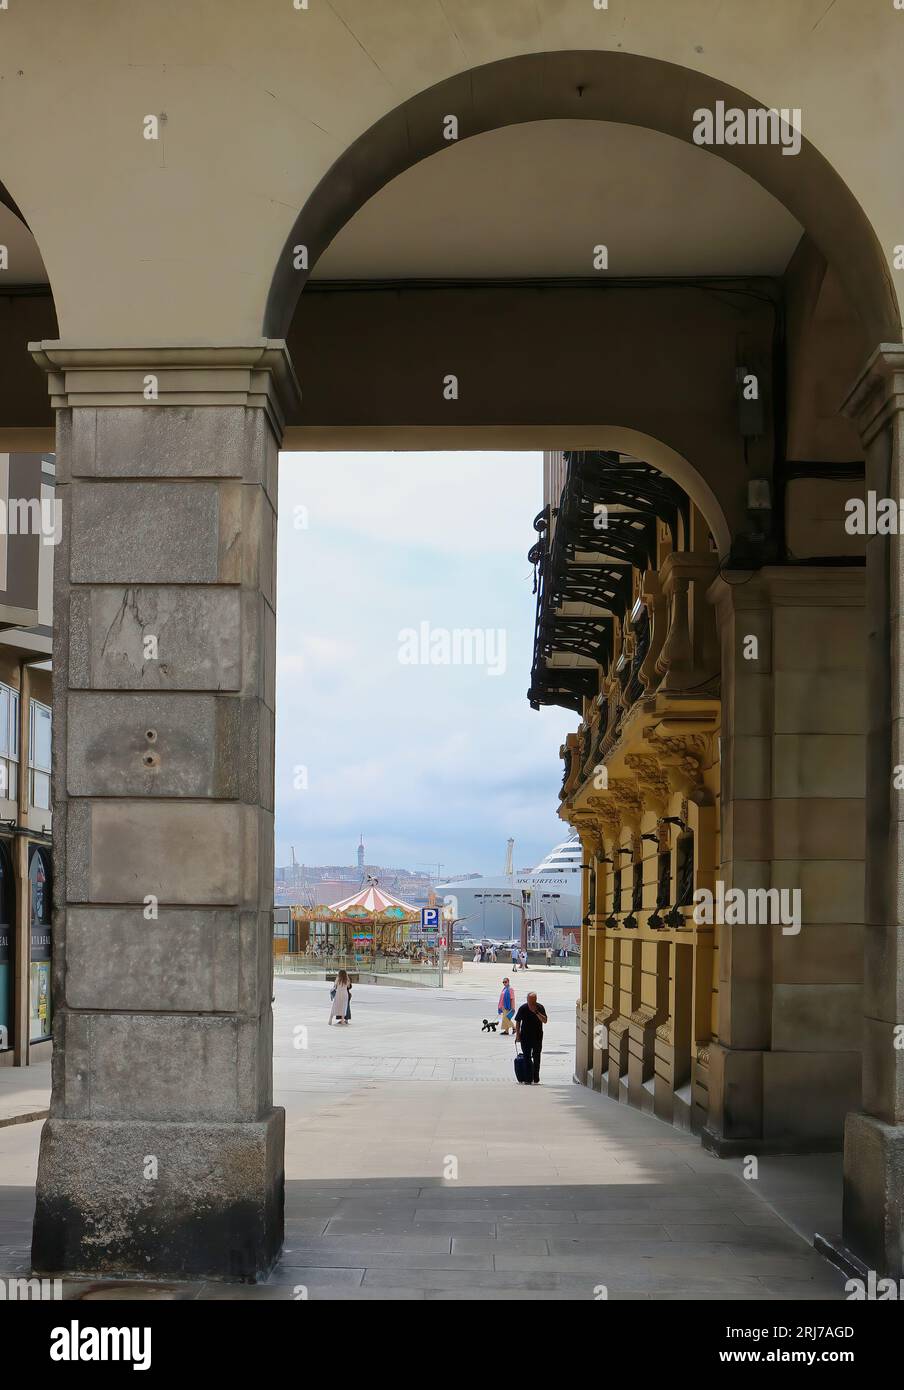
[29,344,299,1281]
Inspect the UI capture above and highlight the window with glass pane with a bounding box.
[29,700,51,810]
[30,702,51,770]
[0,684,16,803]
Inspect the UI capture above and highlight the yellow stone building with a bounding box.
[530,449,865,1160]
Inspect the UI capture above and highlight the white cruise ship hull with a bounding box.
[436,836,582,947]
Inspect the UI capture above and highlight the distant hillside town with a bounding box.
[274,836,455,909]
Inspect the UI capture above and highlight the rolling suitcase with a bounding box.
[514,1049,531,1084]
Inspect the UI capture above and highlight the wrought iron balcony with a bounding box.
[528,450,687,714]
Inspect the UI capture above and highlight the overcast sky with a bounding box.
[274,452,574,878]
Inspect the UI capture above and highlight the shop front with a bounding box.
[28,845,51,1045]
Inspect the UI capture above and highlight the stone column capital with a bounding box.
[29,340,302,442]
[842,342,904,446]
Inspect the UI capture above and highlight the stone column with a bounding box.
[30,344,299,1281]
[841,346,904,1277]
[707,566,865,1155]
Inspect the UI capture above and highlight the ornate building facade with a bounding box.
[530,449,866,1166]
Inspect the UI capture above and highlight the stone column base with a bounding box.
[842,1110,904,1278]
[32,1109,285,1282]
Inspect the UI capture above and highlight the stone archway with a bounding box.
[264,49,899,347]
[260,50,904,1280]
[31,42,904,1284]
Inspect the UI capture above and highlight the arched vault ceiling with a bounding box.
[314,121,802,281]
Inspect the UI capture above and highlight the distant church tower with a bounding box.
[357,835,365,873]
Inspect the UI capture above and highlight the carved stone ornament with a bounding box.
[605,777,644,827]
[624,752,671,811]
[643,729,708,797]
[586,796,624,842]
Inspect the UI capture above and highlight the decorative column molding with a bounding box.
[30,341,301,440]
[837,342,904,1277]
[30,340,299,1281]
[843,342,904,449]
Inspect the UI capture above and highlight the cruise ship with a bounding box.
[436,835,582,948]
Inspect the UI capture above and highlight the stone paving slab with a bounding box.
[273,1250,494,1273]
[283,1239,453,1262]
[0,1060,51,1126]
[0,973,849,1300]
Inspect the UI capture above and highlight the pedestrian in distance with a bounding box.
[329,968,352,1025]
[511,944,520,971]
[545,946,553,966]
[519,947,528,970]
[498,976,516,1034]
[514,991,548,1084]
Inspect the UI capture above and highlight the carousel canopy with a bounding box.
[328,881,419,917]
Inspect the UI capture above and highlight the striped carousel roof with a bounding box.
[327,880,418,914]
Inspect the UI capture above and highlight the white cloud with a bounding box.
[278,451,541,555]
[275,451,573,875]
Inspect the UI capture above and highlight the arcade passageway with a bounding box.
[0,968,845,1299]
[0,5,901,1291]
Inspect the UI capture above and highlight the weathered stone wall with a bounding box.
[709,568,866,1153]
[31,349,295,1280]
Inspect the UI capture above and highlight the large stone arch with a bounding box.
[264,49,899,347]
[261,50,904,1285]
[27,32,904,1289]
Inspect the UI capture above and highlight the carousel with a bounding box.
[291,876,421,965]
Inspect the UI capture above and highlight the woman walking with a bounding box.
[498,977,516,1035]
[329,969,352,1025]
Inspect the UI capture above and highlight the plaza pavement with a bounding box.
[0,964,845,1300]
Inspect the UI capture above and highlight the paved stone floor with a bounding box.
[0,1058,50,1126]
[0,966,846,1300]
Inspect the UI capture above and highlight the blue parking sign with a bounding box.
[421,907,439,930]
